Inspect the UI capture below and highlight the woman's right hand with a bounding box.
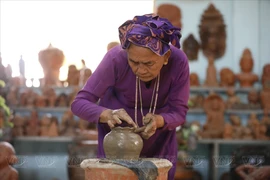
[99,109,137,128]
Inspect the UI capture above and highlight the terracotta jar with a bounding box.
[103,127,143,160]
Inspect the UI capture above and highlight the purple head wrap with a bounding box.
[118,14,181,56]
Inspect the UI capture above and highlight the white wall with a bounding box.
[154,0,270,82]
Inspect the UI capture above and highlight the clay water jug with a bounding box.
[103,127,143,160]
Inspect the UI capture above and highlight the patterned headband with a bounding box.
[118,14,182,56]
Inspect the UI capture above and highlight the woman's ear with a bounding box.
[163,50,171,65]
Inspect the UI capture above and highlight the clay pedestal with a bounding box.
[81,158,172,180]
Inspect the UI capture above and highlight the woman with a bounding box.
[71,14,189,179]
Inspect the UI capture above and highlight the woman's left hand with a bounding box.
[135,113,160,139]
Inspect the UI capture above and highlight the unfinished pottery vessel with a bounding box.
[103,127,143,160]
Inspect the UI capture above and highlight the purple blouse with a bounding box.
[71,45,189,179]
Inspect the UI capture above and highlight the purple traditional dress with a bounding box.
[71,14,189,180]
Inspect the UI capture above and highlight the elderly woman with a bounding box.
[71,14,189,179]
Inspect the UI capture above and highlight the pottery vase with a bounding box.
[103,127,143,160]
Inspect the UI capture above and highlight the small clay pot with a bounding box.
[103,127,143,160]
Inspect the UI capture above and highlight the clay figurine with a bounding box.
[260,64,270,111]
[199,3,226,59]
[236,48,259,87]
[204,56,219,87]
[183,34,200,61]
[157,4,182,28]
[190,73,200,86]
[219,68,235,87]
[0,142,18,180]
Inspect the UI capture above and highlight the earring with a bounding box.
[164,62,168,65]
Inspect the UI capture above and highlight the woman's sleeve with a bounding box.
[70,52,117,123]
[159,56,190,130]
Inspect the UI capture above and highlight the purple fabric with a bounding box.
[71,45,189,180]
[119,14,181,56]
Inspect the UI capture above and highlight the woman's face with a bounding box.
[127,44,170,82]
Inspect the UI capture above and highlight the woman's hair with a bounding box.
[118,13,181,56]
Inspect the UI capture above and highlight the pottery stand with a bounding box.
[80,158,172,180]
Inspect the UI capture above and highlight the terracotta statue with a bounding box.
[226,88,241,109]
[0,142,18,180]
[34,95,47,108]
[219,68,235,87]
[12,116,25,137]
[79,59,92,87]
[67,65,80,86]
[189,94,205,109]
[204,56,219,86]
[38,44,64,86]
[236,48,259,87]
[261,109,270,126]
[247,89,261,109]
[42,87,56,107]
[60,110,77,136]
[157,4,182,28]
[183,34,200,61]
[55,93,68,107]
[229,115,244,139]
[247,113,261,139]
[6,87,19,107]
[25,110,40,136]
[198,93,225,138]
[107,42,120,51]
[40,114,52,136]
[190,73,200,86]
[199,3,226,59]
[48,116,59,137]
[260,64,270,111]
[223,123,233,139]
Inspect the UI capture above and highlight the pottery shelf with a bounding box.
[190,86,261,93]
[13,136,74,142]
[11,107,69,113]
[11,106,264,115]
[188,108,264,115]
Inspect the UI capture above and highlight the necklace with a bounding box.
[134,74,160,126]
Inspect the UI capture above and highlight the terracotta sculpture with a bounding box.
[199,3,226,59]
[219,68,235,87]
[204,56,219,87]
[6,87,19,107]
[247,89,261,109]
[107,42,120,51]
[229,115,243,139]
[79,59,92,87]
[67,65,80,86]
[247,113,261,139]
[190,73,200,86]
[55,93,68,107]
[48,116,59,137]
[157,4,182,28]
[226,88,241,109]
[198,93,225,138]
[223,123,233,139]
[34,95,47,108]
[236,48,259,87]
[38,44,64,86]
[0,142,18,180]
[261,109,270,126]
[12,116,25,137]
[189,94,204,109]
[40,114,52,136]
[183,34,200,61]
[42,87,56,107]
[60,110,77,136]
[260,64,270,111]
[25,110,40,136]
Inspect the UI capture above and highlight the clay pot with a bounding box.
[103,127,143,160]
